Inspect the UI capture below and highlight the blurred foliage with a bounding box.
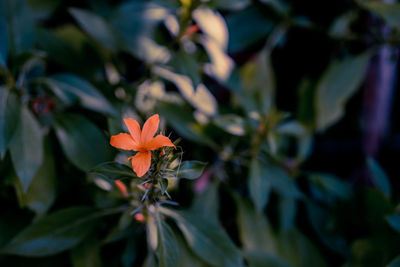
[1,0,400,266]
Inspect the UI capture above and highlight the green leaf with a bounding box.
[213,114,246,136]
[315,52,371,131]
[0,14,8,67]
[9,106,43,192]
[45,73,117,116]
[190,182,219,224]
[308,173,352,204]
[177,161,207,180]
[69,8,119,51]
[234,195,279,254]
[0,88,20,158]
[387,255,400,267]
[387,215,400,234]
[0,0,35,54]
[362,2,400,30]
[17,138,56,216]
[243,250,290,267]
[159,178,169,195]
[161,208,244,267]
[70,237,101,267]
[2,207,102,257]
[226,6,275,53]
[157,102,210,145]
[90,162,137,181]
[367,157,391,198]
[248,157,271,213]
[156,219,179,267]
[249,159,302,213]
[279,197,297,232]
[54,114,113,171]
[153,67,218,116]
[28,0,61,20]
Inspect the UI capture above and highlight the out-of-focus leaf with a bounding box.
[70,237,101,267]
[388,255,400,267]
[45,73,117,116]
[169,50,201,87]
[0,88,20,158]
[54,114,113,171]
[234,195,279,254]
[0,0,35,54]
[177,161,207,180]
[361,1,400,29]
[69,8,118,51]
[28,0,61,20]
[0,15,7,67]
[364,189,393,231]
[157,102,212,145]
[154,67,218,116]
[306,202,348,255]
[16,138,56,216]
[248,157,271,213]
[121,237,136,267]
[156,218,179,267]
[315,52,371,131]
[243,250,290,267]
[213,114,246,136]
[240,46,276,114]
[109,2,170,63]
[308,173,352,204]
[387,215,400,234]
[1,207,103,257]
[10,106,43,192]
[147,212,158,251]
[193,7,228,50]
[190,182,219,224]
[161,208,244,267]
[176,232,208,267]
[213,0,250,11]
[278,228,327,267]
[226,6,275,53]
[279,197,297,231]
[249,158,302,213]
[367,157,391,198]
[90,162,137,181]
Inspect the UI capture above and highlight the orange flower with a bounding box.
[110,114,175,177]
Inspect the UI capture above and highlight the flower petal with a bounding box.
[129,151,151,177]
[145,135,175,151]
[124,118,141,143]
[141,114,159,143]
[110,133,138,150]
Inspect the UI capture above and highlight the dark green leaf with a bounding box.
[315,52,371,131]
[243,250,290,267]
[387,215,400,234]
[387,255,400,267]
[249,159,302,213]
[367,157,391,198]
[177,161,207,180]
[28,0,61,20]
[279,197,297,231]
[70,237,101,267]
[45,73,117,116]
[213,114,246,136]
[362,2,400,30]
[17,138,56,216]
[248,157,271,213]
[234,195,279,254]
[0,15,7,67]
[159,178,169,195]
[190,182,219,224]
[54,114,113,171]
[90,162,137,181]
[10,106,43,192]
[156,219,179,267]
[69,8,119,51]
[308,173,352,204]
[0,88,20,158]
[0,0,35,54]
[2,207,101,257]
[161,208,244,267]
[226,6,275,53]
